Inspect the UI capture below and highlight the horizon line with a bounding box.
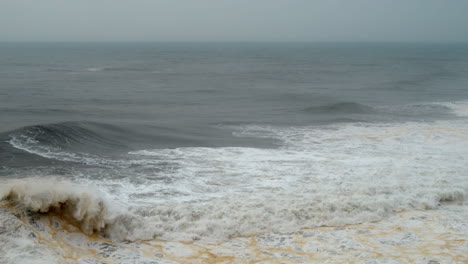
[1,40,468,44]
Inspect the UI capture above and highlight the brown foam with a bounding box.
[2,199,467,263]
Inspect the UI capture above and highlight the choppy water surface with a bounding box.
[0,43,467,263]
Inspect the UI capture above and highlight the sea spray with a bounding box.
[0,178,114,235]
[1,177,465,243]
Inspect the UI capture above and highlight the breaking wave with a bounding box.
[0,178,114,235]
[1,102,467,243]
[0,176,465,243]
[6,121,126,153]
[2,121,131,166]
[84,66,150,72]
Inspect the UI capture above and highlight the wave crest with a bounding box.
[0,178,113,235]
[2,121,130,165]
[7,122,125,151]
[0,177,466,243]
[303,102,375,114]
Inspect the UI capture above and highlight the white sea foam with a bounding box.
[0,237,60,264]
[3,119,466,242]
[8,135,103,166]
[3,101,468,242]
[0,178,119,235]
[120,119,468,241]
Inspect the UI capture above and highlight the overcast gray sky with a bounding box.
[1,0,467,42]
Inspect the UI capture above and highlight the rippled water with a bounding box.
[1,42,467,263]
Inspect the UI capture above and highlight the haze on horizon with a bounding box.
[1,0,468,43]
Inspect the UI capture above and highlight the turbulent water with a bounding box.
[1,42,468,262]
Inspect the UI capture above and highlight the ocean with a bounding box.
[0,42,467,263]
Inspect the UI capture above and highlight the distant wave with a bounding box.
[85,67,105,72]
[0,106,77,115]
[379,101,468,118]
[303,102,376,115]
[435,101,468,117]
[385,103,452,116]
[84,66,150,72]
[302,101,468,119]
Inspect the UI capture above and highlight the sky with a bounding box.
[1,0,468,42]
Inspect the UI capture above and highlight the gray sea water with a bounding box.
[0,42,467,262]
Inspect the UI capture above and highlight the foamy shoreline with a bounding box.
[1,201,466,264]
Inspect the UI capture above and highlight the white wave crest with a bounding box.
[0,178,115,235]
[2,176,464,243]
[437,101,468,117]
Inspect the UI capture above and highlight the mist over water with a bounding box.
[1,42,468,262]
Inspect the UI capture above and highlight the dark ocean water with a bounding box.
[0,43,467,262]
[1,43,468,159]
